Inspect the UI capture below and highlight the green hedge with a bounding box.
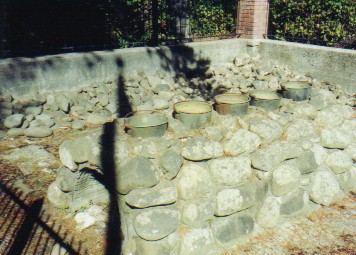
[269,0,356,49]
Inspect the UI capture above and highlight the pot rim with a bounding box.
[282,80,311,90]
[249,90,281,101]
[214,93,250,105]
[125,110,168,128]
[173,100,213,114]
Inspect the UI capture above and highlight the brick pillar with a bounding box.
[237,0,269,39]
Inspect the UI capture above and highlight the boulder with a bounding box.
[271,163,301,197]
[159,150,184,180]
[180,197,215,227]
[320,127,353,149]
[249,116,283,144]
[179,228,217,255]
[325,150,353,174]
[257,196,280,229]
[24,126,53,138]
[4,114,24,128]
[223,129,261,156]
[181,137,223,161]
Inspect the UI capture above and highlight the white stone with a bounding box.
[284,118,318,141]
[257,196,280,229]
[320,127,353,149]
[223,129,261,156]
[325,150,353,174]
[181,137,223,161]
[249,116,283,144]
[178,228,217,255]
[209,156,251,186]
[271,164,301,197]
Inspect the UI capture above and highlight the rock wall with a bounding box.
[8,53,351,254]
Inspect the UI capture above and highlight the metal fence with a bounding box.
[0,0,237,58]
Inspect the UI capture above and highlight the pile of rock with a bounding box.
[47,86,355,254]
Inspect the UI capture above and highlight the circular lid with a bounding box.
[174,101,212,114]
[250,90,280,100]
[214,93,250,104]
[283,81,311,90]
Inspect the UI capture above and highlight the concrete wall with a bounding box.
[257,39,356,94]
[0,39,249,96]
[0,38,355,97]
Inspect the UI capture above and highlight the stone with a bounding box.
[179,228,217,255]
[86,113,110,125]
[208,156,251,186]
[24,106,42,116]
[133,138,171,159]
[183,87,194,94]
[325,150,353,174]
[153,97,170,110]
[315,107,344,127]
[179,197,215,227]
[284,151,318,175]
[283,119,318,141]
[133,237,171,255]
[176,163,213,200]
[271,163,301,197]
[248,116,283,144]
[311,144,328,165]
[74,206,107,231]
[71,120,85,130]
[24,126,53,138]
[55,165,79,192]
[69,136,92,163]
[308,167,343,206]
[280,188,308,215]
[211,214,254,247]
[181,137,223,161]
[47,182,72,209]
[116,156,159,194]
[4,114,24,128]
[70,170,110,212]
[134,208,179,241]
[159,150,184,180]
[223,129,261,156]
[50,243,68,255]
[35,114,55,127]
[124,181,177,208]
[320,127,353,149]
[215,180,268,216]
[7,128,24,137]
[336,166,356,192]
[309,89,337,110]
[98,94,109,107]
[113,139,133,167]
[202,126,224,142]
[147,76,162,88]
[257,196,280,229]
[154,84,171,93]
[345,144,356,161]
[292,103,317,120]
[59,140,78,170]
[250,141,303,171]
[56,94,70,113]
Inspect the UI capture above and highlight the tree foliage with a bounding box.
[269,0,356,49]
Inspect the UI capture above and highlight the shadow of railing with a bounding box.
[0,179,88,255]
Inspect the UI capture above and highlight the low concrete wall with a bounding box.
[0,39,249,96]
[1,38,355,97]
[257,40,356,94]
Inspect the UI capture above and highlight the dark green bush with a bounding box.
[269,0,356,49]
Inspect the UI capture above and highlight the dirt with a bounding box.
[0,128,355,255]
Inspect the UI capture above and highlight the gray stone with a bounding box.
[55,165,78,192]
[47,182,72,209]
[86,113,110,125]
[134,208,179,241]
[250,141,303,171]
[35,114,55,127]
[340,119,356,140]
[114,139,133,167]
[257,196,280,229]
[179,197,215,227]
[284,151,318,174]
[124,181,177,208]
[159,150,184,180]
[208,156,251,186]
[215,180,268,216]
[211,214,254,247]
[21,120,30,128]
[271,163,301,197]
[345,144,356,161]
[320,127,353,149]
[98,94,109,107]
[116,156,159,194]
[70,170,110,212]
[4,114,24,128]
[24,126,53,138]
[179,228,217,255]
[154,84,171,93]
[249,116,283,144]
[71,120,85,130]
[284,119,318,141]
[7,128,24,137]
[147,76,162,88]
[336,166,356,192]
[133,237,171,255]
[201,126,224,142]
[315,107,344,127]
[56,94,70,113]
[308,167,343,206]
[176,163,213,200]
[280,188,308,215]
[153,97,170,110]
[223,129,261,156]
[59,140,78,170]
[325,150,353,174]
[181,137,223,161]
[133,138,171,159]
[24,106,42,116]
[292,103,318,120]
[309,89,337,110]
[69,136,92,163]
